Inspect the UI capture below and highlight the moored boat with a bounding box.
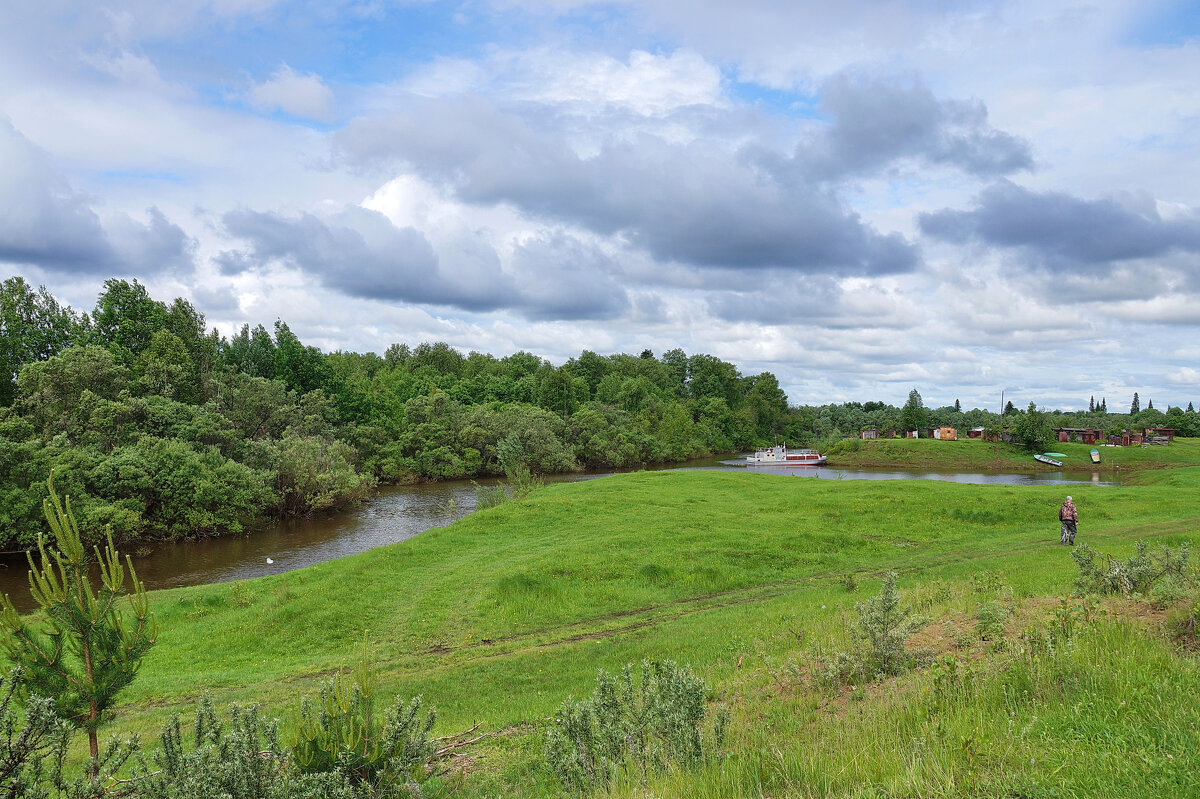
[1034,453,1063,467]
[746,445,826,466]
[1090,448,1101,464]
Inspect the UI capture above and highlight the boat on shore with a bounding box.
[746,445,826,466]
[1035,453,1063,467]
[1090,448,1101,464]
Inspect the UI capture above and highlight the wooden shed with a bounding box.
[1053,427,1099,445]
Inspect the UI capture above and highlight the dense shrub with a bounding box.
[0,277,805,545]
[250,434,376,517]
[91,437,273,537]
[137,697,357,799]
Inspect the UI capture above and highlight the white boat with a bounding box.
[745,445,826,466]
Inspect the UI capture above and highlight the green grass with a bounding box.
[826,435,1197,473]
[36,440,1200,795]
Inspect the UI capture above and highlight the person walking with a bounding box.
[1059,495,1078,545]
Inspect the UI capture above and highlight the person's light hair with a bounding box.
[1066,495,1072,501]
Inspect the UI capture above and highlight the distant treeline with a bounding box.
[0,277,798,548]
[801,393,1200,442]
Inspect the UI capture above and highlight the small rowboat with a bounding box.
[1035,454,1063,467]
[1090,448,1101,464]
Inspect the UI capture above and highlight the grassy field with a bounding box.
[42,440,1200,795]
[825,435,1194,474]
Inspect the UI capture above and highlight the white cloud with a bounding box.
[402,47,723,117]
[515,49,723,114]
[1166,367,1200,387]
[248,64,336,122]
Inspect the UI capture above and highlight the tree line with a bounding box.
[799,388,1200,443]
[0,277,793,548]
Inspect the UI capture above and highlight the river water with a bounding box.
[0,457,1119,612]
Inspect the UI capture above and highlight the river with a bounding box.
[0,457,1119,612]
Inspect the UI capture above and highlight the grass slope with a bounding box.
[69,441,1200,794]
[826,436,1194,473]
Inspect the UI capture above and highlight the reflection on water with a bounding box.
[0,457,1122,612]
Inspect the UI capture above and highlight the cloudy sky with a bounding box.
[2,1,1198,411]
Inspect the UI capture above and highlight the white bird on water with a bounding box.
[266,557,274,564]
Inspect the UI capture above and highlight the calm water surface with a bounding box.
[0,457,1121,611]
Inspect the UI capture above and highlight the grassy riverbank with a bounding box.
[825,435,1198,473]
[61,442,1200,795]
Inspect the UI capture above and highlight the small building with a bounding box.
[933,426,957,441]
[1144,427,1175,442]
[983,429,1016,443]
[967,426,986,439]
[1053,427,1100,445]
[861,428,881,440]
[1107,429,1144,447]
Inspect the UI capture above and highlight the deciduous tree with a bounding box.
[0,277,85,407]
[1013,401,1053,451]
[900,389,927,432]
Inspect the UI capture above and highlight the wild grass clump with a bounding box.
[473,433,545,509]
[545,660,727,793]
[472,484,508,510]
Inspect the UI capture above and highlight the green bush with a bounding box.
[854,571,923,676]
[545,659,727,793]
[284,651,437,793]
[816,649,866,689]
[136,696,358,799]
[0,667,72,799]
[1073,541,1196,597]
[811,571,924,688]
[975,599,1014,641]
[253,434,377,516]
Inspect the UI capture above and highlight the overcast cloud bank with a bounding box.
[1,0,1198,410]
